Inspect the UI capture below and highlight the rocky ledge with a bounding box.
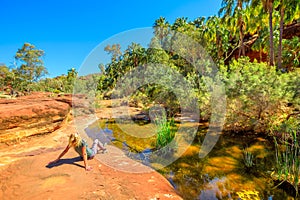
[0,92,90,143]
[0,92,182,200]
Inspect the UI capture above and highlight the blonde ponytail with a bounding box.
[68,133,81,147]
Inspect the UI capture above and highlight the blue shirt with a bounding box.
[74,139,94,158]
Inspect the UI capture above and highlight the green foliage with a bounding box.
[282,37,300,70]
[14,43,48,88]
[243,148,254,168]
[96,4,300,121]
[96,18,299,133]
[221,57,300,132]
[1,2,297,143]
[271,114,300,144]
[21,68,79,94]
[274,134,300,196]
[0,64,12,90]
[153,112,176,151]
[0,43,50,93]
[0,44,80,95]
[65,68,78,93]
[73,74,100,98]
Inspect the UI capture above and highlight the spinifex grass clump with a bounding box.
[153,113,176,154]
[274,130,300,196]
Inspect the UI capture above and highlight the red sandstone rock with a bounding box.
[0,93,72,142]
[0,95,182,200]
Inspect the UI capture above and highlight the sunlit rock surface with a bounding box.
[0,92,90,142]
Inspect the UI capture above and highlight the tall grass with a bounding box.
[153,113,176,151]
[274,131,300,196]
[243,148,254,168]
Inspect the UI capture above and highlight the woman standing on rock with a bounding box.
[48,133,107,171]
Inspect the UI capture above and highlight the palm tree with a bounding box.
[277,0,299,69]
[219,0,251,57]
[251,0,275,66]
[153,17,170,47]
[192,17,207,45]
[204,16,229,62]
[244,2,269,61]
[193,17,206,29]
[267,0,275,66]
[171,17,188,32]
[278,0,284,69]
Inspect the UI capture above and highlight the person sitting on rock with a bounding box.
[48,133,107,171]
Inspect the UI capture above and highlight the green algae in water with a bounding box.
[88,120,297,199]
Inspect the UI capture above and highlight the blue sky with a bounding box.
[0,0,221,77]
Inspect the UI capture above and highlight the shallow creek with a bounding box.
[86,120,296,200]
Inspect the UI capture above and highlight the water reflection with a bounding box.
[199,177,232,200]
[86,120,296,200]
[85,122,114,144]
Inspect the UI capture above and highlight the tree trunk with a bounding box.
[268,1,275,66]
[238,0,245,57]
[278,2,284,70]
[216,31,223,59]
[239,18,246,57]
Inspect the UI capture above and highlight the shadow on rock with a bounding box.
[46,156,84,169]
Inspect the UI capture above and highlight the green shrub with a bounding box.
[221,57,300,133]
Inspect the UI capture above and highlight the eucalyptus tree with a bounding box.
[0,64,11,90]
[14,43,47,85]
[13,43,48,91]
[219,0,251,57]
[104,44,122,63]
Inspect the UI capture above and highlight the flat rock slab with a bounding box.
[0,114,182,200]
